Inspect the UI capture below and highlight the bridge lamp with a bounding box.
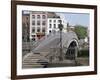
[58,20,63,61]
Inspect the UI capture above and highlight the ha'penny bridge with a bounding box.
[22,31,79,68]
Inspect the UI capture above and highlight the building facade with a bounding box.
[46,18,67,35]
[22,11,30,42]
[30,12,47,41]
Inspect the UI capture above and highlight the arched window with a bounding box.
[37,15,40,19]
[42,15,46,19]
[32,15,35,19]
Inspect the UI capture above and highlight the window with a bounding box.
[42,21,46,25]
[37,28,40,32]
[32,38,35,41]
[42,15,46,19]
[32,27,35,33]
[49,30,51,33]
[54,24,56,28]
[49,24,52,28]
[58,20,62,23]
[49,20,52,22]
[42,28,45,33]
[54,20,56,23]
[37,15,40,19]
[33,35,35,37]
[37,21,40,25]
[31,35,35,37]
[32,15,35,19]
[32,21,35,25]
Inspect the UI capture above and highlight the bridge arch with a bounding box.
[65,39,79,60]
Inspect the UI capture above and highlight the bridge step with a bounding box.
[22,53,47,68]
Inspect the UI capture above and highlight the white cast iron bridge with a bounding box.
[22,31,79,68]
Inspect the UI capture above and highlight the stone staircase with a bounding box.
[22,53,47,68]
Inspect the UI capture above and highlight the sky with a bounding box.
[56,13,90,27]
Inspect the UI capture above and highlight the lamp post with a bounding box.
[58,20,63,61]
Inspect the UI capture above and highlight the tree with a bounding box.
[22,23,30,42]
[74,25,87,39]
